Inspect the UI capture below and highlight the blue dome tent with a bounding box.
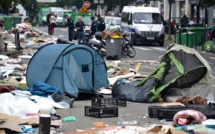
[26,44,109,98]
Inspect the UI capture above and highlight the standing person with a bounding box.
[180,15,188,27]
[49,12,56,35]
[75,17,86,44]
[0,19,4,31]
[36,13,39,22]
[97,15,105,32]
[65,15,74,41]
[47,11,52,35]
[90,17,97,36]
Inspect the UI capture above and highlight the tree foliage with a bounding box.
[202,0,215,7]
[23,0,40,16]
[0,0,30,15]
[48,0,131,12]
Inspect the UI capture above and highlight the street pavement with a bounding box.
[34,26,215,133]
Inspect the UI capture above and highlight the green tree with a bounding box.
[23,0,40,17]
[0,0,29,15]
[202,0,215,7]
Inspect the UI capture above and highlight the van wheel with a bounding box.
[159,41,164,46]
[130,35,136,45]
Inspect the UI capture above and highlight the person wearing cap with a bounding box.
[90,17,97,36]
[97,15,105,32]
[65,15,74,41]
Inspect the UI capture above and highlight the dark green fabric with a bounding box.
[168,53,184,75]
[135,62,167,87]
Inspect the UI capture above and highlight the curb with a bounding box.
[32,27,58,39]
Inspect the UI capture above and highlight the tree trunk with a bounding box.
[119,0,122,12]
[168,0,172,40]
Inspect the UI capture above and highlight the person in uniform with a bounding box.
[97,15,105,32]
[90,17,97,36]
[65,15,74,41]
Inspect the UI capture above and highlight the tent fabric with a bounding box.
[112,44,213,103]
[27,44,109,98]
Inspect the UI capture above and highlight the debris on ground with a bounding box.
[0,17,214,134]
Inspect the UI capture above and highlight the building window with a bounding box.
[180,2,185,17]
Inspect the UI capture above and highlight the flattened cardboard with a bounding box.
[0,129,5,134]
[0,121,22,132]
[145,126,188,134]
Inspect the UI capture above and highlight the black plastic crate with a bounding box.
[186,104,215,119]
[92,97,126,107]
[85,106,118,118]
[148,105,185,118]
[157,107,188,121]
[148,106,163,118]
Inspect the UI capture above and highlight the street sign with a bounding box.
[94,0,104,4]
[72,6,76,11]
[84,1,91,8]
[80,5,88,13]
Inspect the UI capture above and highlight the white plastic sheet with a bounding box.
[0,93,39,116]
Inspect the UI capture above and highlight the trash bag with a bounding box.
[29,81,62,97]
[112,78,157,103]
[50,92,74,108]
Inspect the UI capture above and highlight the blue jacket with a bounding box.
[91,21,97,35]
[97,18,105,32]
[67,17,74,29]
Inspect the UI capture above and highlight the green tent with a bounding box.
[112,44,213,102]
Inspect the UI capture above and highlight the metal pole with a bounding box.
[203,24,207,51]
[174,26,176,43]
[186,27,188,47]
[195,33,197,50]
[179,24,181,44]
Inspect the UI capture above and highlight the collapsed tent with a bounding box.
[27,44,109,98]
[112,44,213,103]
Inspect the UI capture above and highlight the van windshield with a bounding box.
[75,16,91,26]
[133,13,162,24]
[42,11,48,16]
[105,17,114,24]
[57,11,64,17]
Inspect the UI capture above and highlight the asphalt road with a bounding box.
[34,26,215,133]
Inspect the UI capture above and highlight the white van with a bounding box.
[48,7,63,16]
[56,10,64,27]
[121,6,165,46]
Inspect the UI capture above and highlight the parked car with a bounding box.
[104,16,114,28]
[38,8,49,26]
[106,17,121,30]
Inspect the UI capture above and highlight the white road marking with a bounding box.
[149,47,166,51]
[135,47,151,51]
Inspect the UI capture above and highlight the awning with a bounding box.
[189,0,200,4]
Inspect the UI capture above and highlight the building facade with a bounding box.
[161,0,214,26]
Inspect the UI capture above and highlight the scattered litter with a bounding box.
[94,122,105,127]
[122,120,138,125]
[62,116,77,122]
[76,129,84,132]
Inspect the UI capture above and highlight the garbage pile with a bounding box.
[0,22,60,133]
[0,19,214,134]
